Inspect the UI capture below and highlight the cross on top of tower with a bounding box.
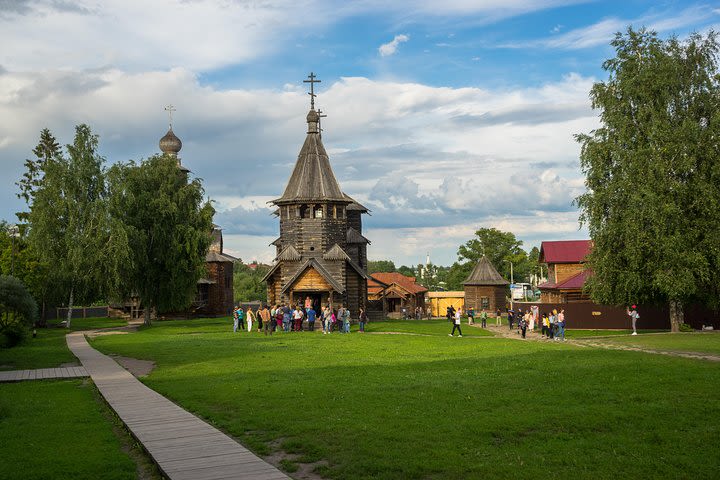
[164,104,176,130]
[303,72,321,109]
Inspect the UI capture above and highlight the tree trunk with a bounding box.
[669,299,683,333]
[66,287,74,329]
[143,303,152,327]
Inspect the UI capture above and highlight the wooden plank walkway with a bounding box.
[66,332,289,480]
[0,366,88,382]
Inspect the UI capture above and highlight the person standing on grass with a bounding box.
[480,309,488,328]
[519,315,527,338]
[496,308,502,326]
[293,305,304,331]
[329,308,337,334]
[275,305,283,332]
[427,306,432,319]
[232,306,239,332]
[467,306,475,325]
[531,305,539,331]
[259,305,271,335]
[246,307,255,332]
[342,306,351,333]
[282,305,292,332]
[257,306,264,333]
[235,306,245,331]
[541,312,548,338]
[508,309,514,330]
[359,307,367,332]
[306,305,317,331]
[557,309,566,341]
[449,307,463,337]
[627,305,640,335]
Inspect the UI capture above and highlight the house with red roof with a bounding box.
[368,272,428,318]
[538,240,592,303]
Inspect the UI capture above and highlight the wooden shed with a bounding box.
[463,256,509,313]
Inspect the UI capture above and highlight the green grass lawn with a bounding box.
[0,379,138,480]
[564,329,668,338]
[367,318,493,336]
[90,317,720,480]
[0,317,127,371]
[598,332,720,355]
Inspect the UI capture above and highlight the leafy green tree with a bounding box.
[0,223,60,325]
[576,28,720,332]
[367,259,396,273]
[457,227,529,282]
[0,275,38,346]
[445,262,473,291]
[16,128,61,222]
[23,125,128,328]
[233,261,269,302]
[397,265,415,277]
[108,154,214,325]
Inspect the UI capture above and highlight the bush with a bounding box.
[1,322,27,347]
[0,275,37,347]
[679,323,694,332]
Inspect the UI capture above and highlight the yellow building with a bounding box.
[427,291,465,317]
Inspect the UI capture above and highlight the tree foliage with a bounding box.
[23,125,129,327]
[233,261,269,303]
[367,259,396,273]
[0,275,38,345]
[108,154,214,325]
[576,28,720,331]
[457,227,532,282]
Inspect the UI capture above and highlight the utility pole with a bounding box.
[504,259,514,310]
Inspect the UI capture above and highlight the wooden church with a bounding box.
[263,74,370,315]
[463,256,509,313]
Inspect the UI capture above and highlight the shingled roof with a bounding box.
[273,109,348,205]
[463,256,509,286]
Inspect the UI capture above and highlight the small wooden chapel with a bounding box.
[263,73,370,314]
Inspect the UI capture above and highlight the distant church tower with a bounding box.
[263,73,370,314]
[158,106,235,316]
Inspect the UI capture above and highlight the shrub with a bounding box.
[679,323,694,332]
[0,275,37,347]
[1,322,27,347]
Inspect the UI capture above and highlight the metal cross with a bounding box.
[303,72,321,109]
[317,108,327,138]
[164,104,176,129]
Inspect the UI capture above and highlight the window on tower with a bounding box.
[314,205,323,218]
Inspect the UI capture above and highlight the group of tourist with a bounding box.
[401,306,432,320]
[232,303,368,335]
[505,307,566,340]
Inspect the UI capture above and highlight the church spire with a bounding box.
[272,72,346,205]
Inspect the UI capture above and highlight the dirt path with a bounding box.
[479,323,720,361]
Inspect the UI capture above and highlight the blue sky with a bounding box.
[0,0,717,267]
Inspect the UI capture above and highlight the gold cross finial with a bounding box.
[303,72,321,109]
[164,104,176,129]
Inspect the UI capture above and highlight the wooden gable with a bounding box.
[291,266,333,291]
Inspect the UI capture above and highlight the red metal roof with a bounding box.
[539,240,592,264]
[370,272,428,294]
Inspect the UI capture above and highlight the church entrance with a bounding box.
[293,292,324,315]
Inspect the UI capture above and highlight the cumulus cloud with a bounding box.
[378,34,409,57]
[0,68,598,265]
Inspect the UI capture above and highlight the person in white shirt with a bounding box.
[449,308,463,337]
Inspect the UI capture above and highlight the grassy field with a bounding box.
[598,332,720,355]
[0,379,138,480]
[563,329,668,338]
[366,319,493,336]
[0,317,127,371]
[90,317,720,480]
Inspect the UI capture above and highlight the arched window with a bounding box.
[299,205,308,218]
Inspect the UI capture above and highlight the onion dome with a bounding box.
[159,128,182,156]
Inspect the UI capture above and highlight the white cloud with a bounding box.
[0,67,598,266]
[379,34,410,57]
[504,5,716,50]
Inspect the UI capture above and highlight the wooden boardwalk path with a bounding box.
[66,332,289,480]
[0,366,88,382]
